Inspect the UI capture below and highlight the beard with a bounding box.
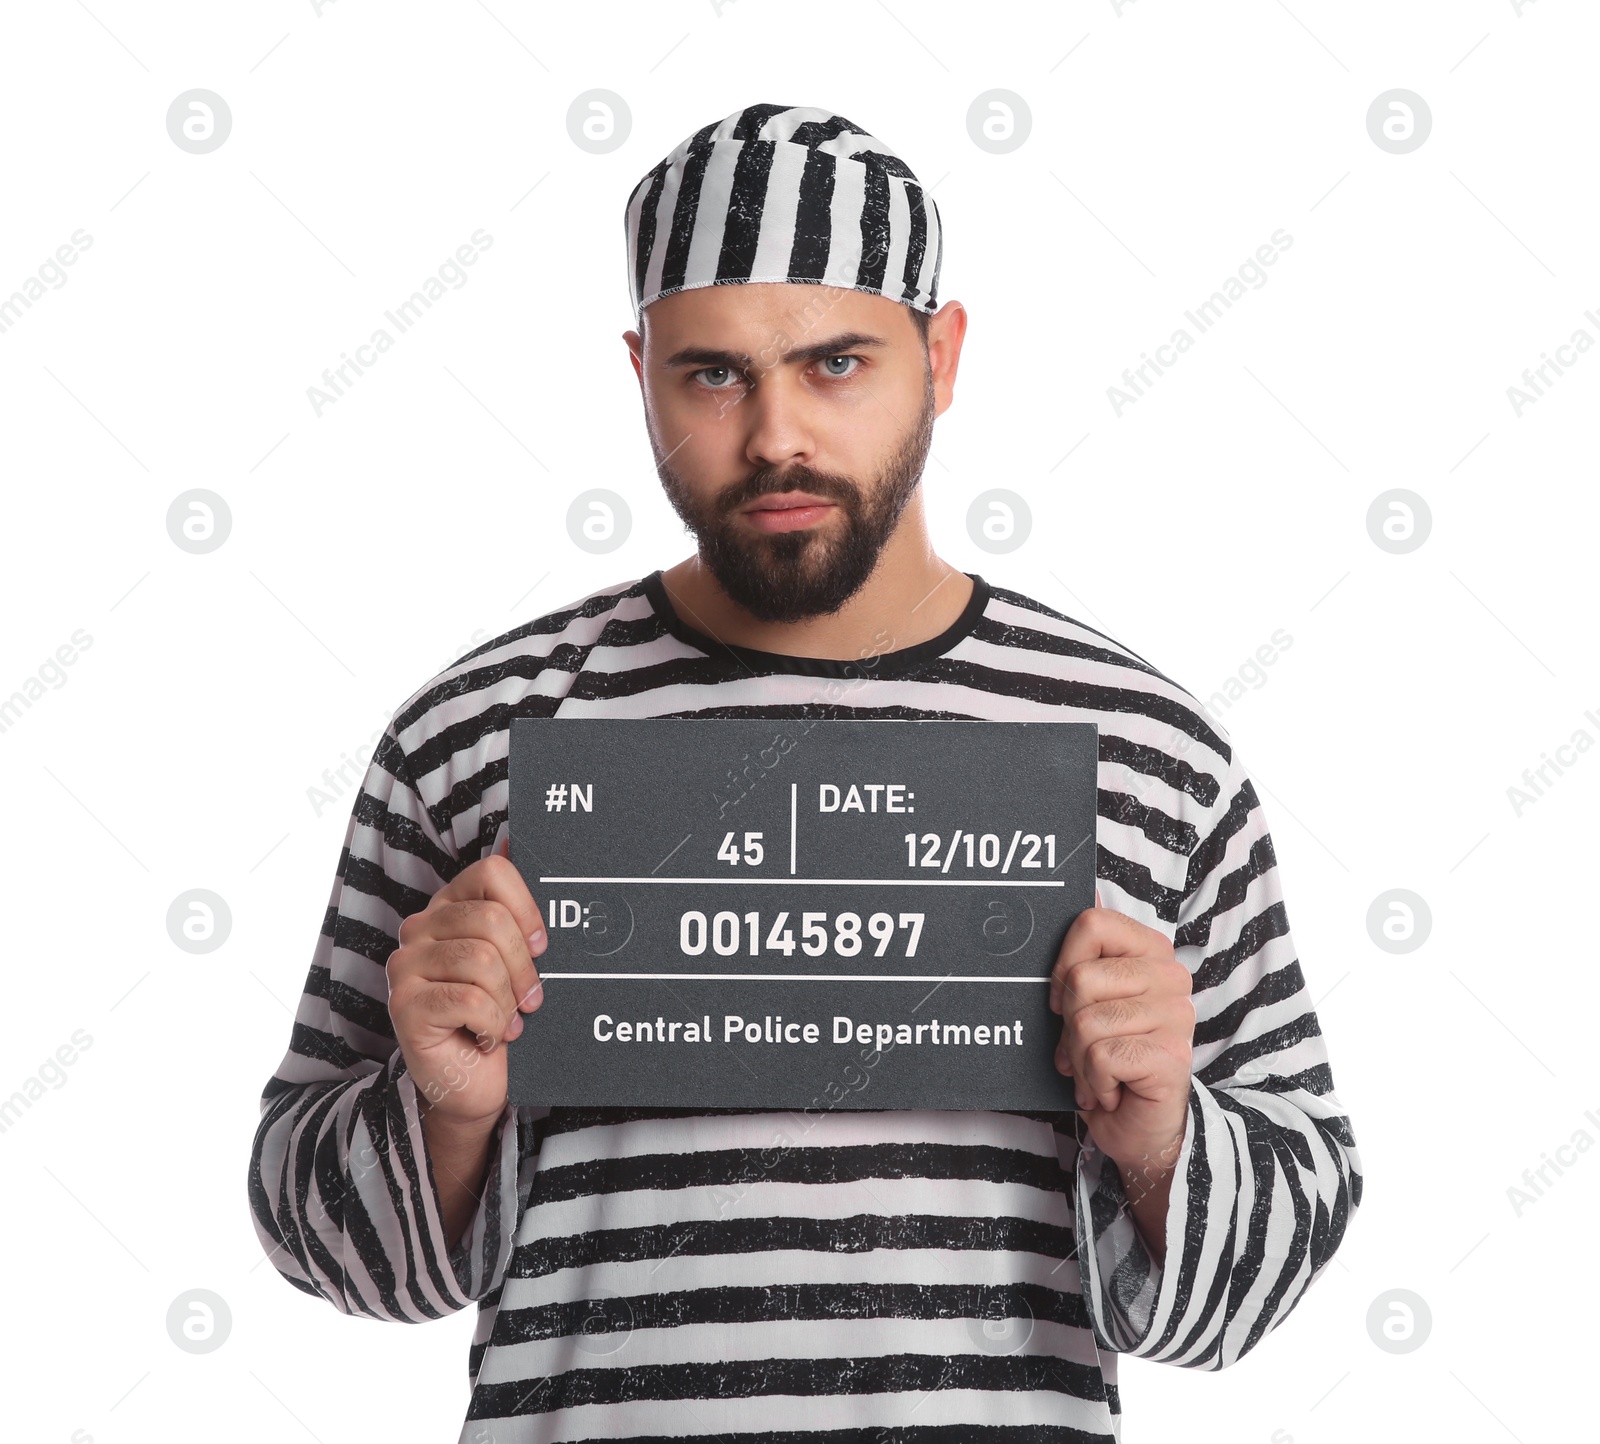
[653,366,937,625]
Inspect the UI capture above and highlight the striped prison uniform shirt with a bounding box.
[249,570,1362,1443]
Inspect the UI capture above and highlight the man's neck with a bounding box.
[657,505,974,662]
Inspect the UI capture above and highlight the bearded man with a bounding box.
[250,102,1362,1444]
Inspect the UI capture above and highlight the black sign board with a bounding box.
[507,717,1097,1110]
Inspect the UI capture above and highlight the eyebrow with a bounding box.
[661,330,890,372]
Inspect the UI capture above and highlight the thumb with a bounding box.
[493,827,510,859]
[1095,886,1103,909]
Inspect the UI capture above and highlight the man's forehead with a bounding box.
[643,282,909,350]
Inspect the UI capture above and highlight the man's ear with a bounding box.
[927,299,967,419]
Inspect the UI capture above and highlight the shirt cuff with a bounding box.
[391,1054,524,1307]
[1074,1077,1238,1359]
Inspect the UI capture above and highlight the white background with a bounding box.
[1,1,1594,1440]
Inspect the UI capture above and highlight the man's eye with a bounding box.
[694,366,740,388]
[819,355,860,378]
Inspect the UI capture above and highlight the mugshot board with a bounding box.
[506,716,1098,1111]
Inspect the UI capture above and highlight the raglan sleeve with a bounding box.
[247,724,530,1321]
[1073,744,1363,1367]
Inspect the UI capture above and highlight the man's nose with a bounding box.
[742,376,816,470]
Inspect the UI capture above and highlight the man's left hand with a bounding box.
[1050,890,1196,1181]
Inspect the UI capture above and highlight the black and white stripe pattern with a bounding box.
[249,573,1362,1443]
[625,103,943,323]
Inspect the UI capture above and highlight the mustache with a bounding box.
[715,466,862,516]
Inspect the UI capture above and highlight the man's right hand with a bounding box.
[386,831,546,1128]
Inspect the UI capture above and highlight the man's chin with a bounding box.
[701,540,865,624]
[718,520,831,568]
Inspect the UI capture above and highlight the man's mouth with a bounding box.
[739,491,838,534]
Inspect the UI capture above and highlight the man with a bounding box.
[250,103,1361,1442]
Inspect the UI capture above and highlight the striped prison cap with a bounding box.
[625,102,943,324]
